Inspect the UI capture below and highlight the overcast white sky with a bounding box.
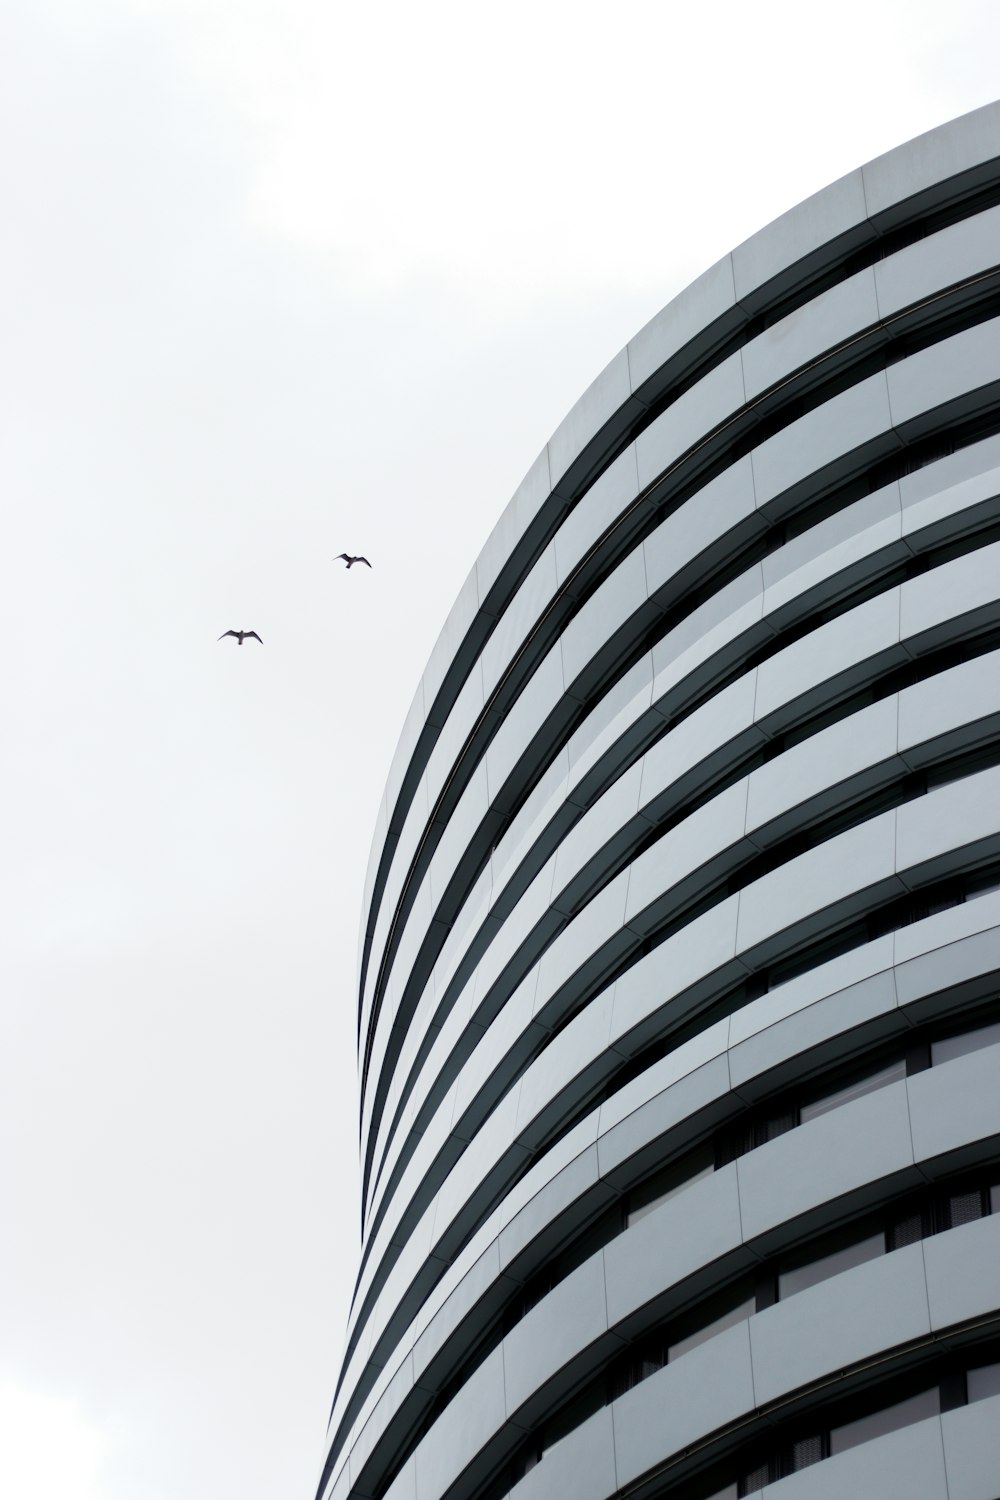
[2,2,998,1497]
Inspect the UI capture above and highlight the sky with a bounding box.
[1,2,998,1497]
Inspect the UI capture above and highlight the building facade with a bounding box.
[320,103,1000,1500]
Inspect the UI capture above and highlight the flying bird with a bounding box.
[334,553,372,569]
[218,630,263,645]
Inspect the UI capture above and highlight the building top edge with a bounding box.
[356,96,1000,1030]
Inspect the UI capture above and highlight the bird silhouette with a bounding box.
[334,553,372,569]
[218,630,263,645]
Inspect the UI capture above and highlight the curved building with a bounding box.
[321,103,1000,1500]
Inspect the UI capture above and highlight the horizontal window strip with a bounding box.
[361,427,1000,1221]
[357,174,1000,1065]
[364,500,1000,1248]
[330,1007,1000,1499]
[359,292,1000,1131]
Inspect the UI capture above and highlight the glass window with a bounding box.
[610,1337,667,1399]
[721,1109,796,1167]
[922,892,962,918]
[668,1296,756,1362]
[522,1444,542,1474]
[703,1486,738,1500]
[931,1018,1000,1067]
[799,1059,905,1124]
[790,1434,824,1471]
[991,1183,1000,1215]
[626,1161,714,1227]
[888,1209,924,1251]
[739,1462,770,1495]
[757,1110,796,1146]
[778,1232,884,1300]
[609,1362,639,1401]
[947,1188,985,1229]
[967,1361,1000,1402]
[829,1387,940,1456]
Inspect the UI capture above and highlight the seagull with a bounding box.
[334,553,372,569]
[218,630,263,645]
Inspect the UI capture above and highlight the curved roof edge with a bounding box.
[356,97,1000,1030]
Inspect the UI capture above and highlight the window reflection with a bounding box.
[829,1387,940,1456]
[931,1017,1000,1066]
[668,1297,756,1363]
[799,1058,905,1124]
[967,1361,1000,1402]
[778,1232,884,1300]
[625,1160,714,1227]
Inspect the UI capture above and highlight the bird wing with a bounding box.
[246,631,263,643]
[218,630,238,640]
[334,553,350,562]
[359,557,372,567]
